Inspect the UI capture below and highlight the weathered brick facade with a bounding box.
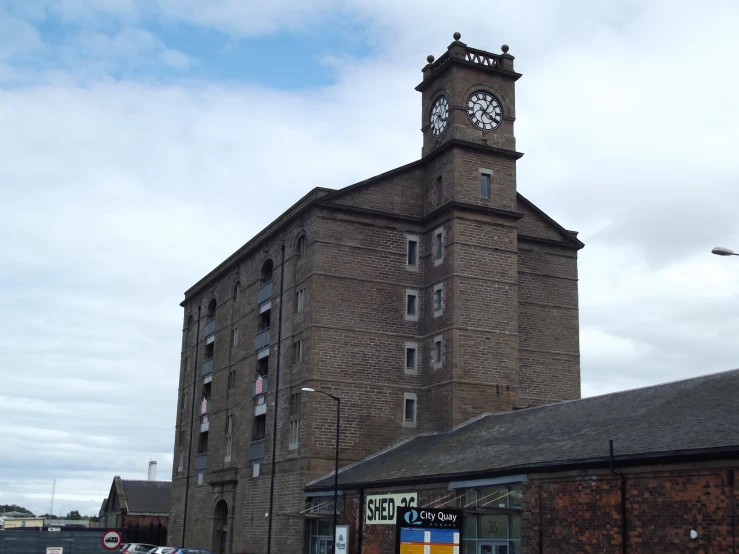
[337,462,739,554]
[169,35,582,554]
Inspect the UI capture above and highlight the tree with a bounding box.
[66,510,82,520]
[0,504,33,515]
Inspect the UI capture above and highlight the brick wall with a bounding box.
[523,464,739,554]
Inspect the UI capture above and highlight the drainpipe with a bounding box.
[358,489,365,554]
[609,440,627,554]
[181,303,202,547]
[729,469,736,554]
[266,243,286,554]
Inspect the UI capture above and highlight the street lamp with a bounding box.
[712,247,738,257]
[302,387,340,553]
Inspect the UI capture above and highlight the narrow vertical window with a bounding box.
[404,393,417,426]
[406,236,419,271]
[405,343,418,374]
[405,290,419,321]
[289,393,300,450]
[436,176,443,204]
[225,415,233,462]
[234,281,241,300]
[227,369,236,390]
[433,227,444,265]
[231,327,239,347]
[293,339,303,363]
[481,172,491,199]
[296,289,305,312]
[433,335,443,369]
[177,430,185,472]
[433,282,444,317]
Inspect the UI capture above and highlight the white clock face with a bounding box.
[429,96,449,136]
[466,91,503,131]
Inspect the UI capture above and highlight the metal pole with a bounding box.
[266,243,286,554]
[333,397,340,553]
[181,303,201,547]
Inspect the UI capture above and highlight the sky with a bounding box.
[1,0,738,518]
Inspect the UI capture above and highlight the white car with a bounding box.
[149,548,176,554]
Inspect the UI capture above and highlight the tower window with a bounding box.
[234,281,241,300]
[404,393,417,426]
[433,227,444,266]
[406,235,419,271]
[405,343,418,374]
[296,289,305,312]
[436,177,443,204]
[252,414,266,441]
[296,235,307,258]
[481,171,492,199]
[405,289,419,321]
[227,369,236,390]
[289,393,300,450]
[207,299,217,321]
[433,335,443,369]
[433,282,444,317]
[231,327,239,347]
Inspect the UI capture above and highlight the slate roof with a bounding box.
[120,480,171,514]
[307,368,739,490]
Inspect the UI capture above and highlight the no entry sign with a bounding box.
[101,530,123,551]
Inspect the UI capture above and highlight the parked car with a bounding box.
[150,548,177,554]
[120,544,157,553]
[170,549,214,554]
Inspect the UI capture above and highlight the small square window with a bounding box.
[296,289,305,312]
[433,227,444,266]
[433,335,443,369]
[404,343,418,374]
[436,177,443,204]
[406,236,419,271]
[405,290,419,321]
[481,172,491,199]
[404,393,417,427]
[433,282,444,317]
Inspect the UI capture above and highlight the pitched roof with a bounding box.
[307,368,739,490]
[119,480,171,514]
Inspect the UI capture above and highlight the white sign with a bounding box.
[48,527,61,532]
[46,548,63,554]
[335,525,349,554]
[365,492,417,525]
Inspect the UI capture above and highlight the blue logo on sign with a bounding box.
[404,509,421,525]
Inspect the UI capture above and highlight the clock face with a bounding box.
[466,91,503,131]
[429,96,449,136]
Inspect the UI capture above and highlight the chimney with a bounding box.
[148,459,157,481]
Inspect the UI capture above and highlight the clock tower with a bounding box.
[417,32,520,158]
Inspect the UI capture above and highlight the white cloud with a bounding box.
[0,0,738,517]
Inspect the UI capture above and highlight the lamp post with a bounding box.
[712,247,738,257]
[302,387,340,553]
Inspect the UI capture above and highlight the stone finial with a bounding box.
[453,32,462,41]
[501,44,510,54]
[427,55,435,63]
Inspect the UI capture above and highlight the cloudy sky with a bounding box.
[1,0,738,518]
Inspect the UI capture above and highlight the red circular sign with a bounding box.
[101,530,123,551]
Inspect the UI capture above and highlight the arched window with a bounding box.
[187,314,194,328]
[261,259,273,284]
[207,299,217,321]
[296,235,307,258]
[233,281,241,300]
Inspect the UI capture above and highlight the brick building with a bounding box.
[100,476,170,545]
[169,33,583,553]
[307,368,739,554]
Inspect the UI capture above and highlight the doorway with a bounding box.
[212,500,229,554]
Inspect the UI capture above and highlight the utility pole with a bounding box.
[50,479,56,516]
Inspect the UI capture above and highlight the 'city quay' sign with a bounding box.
[396,507,463,554]
[365,492,417,525]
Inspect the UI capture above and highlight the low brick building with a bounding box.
[101,476,170,545]
[306,369,739,554]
